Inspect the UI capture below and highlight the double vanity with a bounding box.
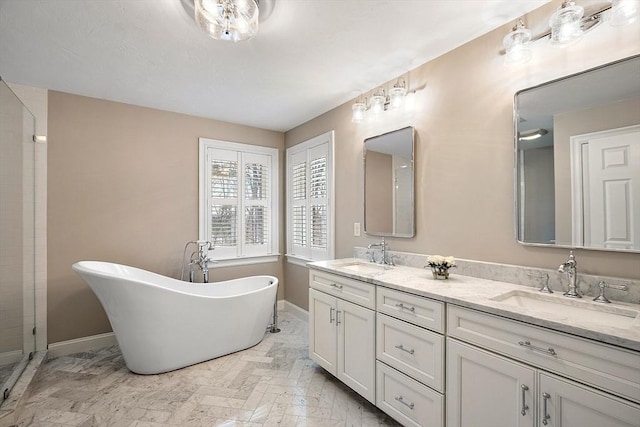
[307,258,640,427]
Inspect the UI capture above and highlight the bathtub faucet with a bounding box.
[181,240,215,283]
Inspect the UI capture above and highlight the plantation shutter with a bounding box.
[290,150,308,258]
[286,132,333,263]
[204,145,276,260]
[243,152,272,257]
[206,148,239,259]
[308,144,329,260]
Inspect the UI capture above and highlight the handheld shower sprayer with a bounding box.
[180,240,215,282]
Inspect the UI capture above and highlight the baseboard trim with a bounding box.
[284,300,308,321]
[0,350,23,367]
[47,332,117,359]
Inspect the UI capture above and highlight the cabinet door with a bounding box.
[539,372,640,427]
[337,298,376,403]
[309,288,337,375]
[447,339,535,427]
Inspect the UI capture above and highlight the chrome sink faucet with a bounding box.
[558,251,581,298]
[367,237,394,266]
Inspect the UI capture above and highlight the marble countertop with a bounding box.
[308,258,640,352]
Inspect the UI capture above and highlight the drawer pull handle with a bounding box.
[395,303,415,312]
[542,392,551,425]
[395,344,415,355]
[518,340,557,356]
[329,307,335,324]
[520,384,529,416]
[394,396,415,410]
[330,283,343,290]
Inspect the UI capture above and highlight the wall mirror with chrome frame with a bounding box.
[515,55,640,252]
[364,126,415,237]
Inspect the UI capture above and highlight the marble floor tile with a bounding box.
[12,312,400,427]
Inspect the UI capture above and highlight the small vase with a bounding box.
[431,266,449,280]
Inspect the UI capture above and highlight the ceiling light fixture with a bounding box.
[518,128,548,141]
[194,0,259,42]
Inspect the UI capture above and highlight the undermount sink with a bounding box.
[338,261,390,273]
[491,290,640,329]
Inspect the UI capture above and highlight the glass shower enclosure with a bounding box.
[0,79,36,405]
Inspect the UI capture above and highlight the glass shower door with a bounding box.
[0,80,36,404]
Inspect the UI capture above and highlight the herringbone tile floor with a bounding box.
[14,311,400,426]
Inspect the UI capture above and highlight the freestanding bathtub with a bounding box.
[72,261,278,374]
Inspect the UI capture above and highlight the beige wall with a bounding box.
[48,92,284,343]
[284,1,640,310]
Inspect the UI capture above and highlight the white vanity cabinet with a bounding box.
[447,305,640,427]
[447,339,536,427]
[308,270,376,403]
[375,286,445,427]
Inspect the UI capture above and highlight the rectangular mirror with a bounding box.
[364,126,415,237]
[515,55,640,252]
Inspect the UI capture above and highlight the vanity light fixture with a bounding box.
[503,0,636,64]
[518,128,548,141]
[351,98,367,123]
[503,18,533,64]
[549,0,585,45]
[369,89,386,116]
[194,0,259,42]
[388,78,408,109]
[351,78,409,123]
[609,0,640,26]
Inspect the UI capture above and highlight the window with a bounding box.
[286,131,334,265]
[199,138,279,266]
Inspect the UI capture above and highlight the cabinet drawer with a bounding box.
[377,286,444,333]
[376,313,444,392]
[376,361,444,427]
[309,269,375,309]
[448,305,640,403]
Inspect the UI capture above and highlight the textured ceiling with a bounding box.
[0,0,550,132]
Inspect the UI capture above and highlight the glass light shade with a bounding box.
[549,1,584,45]
[503,24,532,64]
[195,0,259,42]
[388,83,407,109]
[369,92,386,115]
[351,101,366,123]
[609,0,640,26]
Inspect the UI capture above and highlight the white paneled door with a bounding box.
[571,125,640,250]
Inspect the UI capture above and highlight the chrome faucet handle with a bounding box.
[528,271,552,293]
[593,281,628,304]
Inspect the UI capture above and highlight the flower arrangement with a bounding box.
[425,255,456,280]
